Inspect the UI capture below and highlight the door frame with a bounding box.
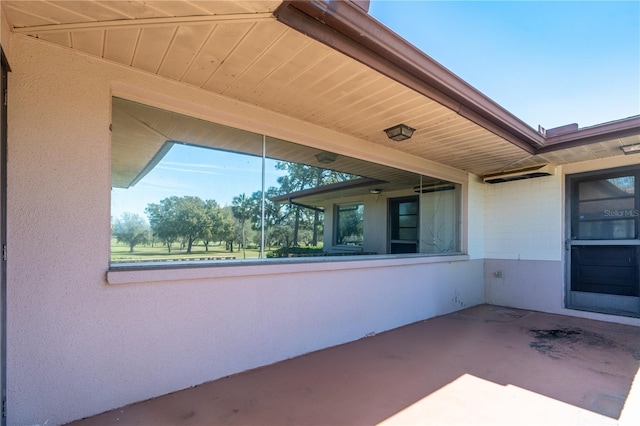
[388,195,419,254]
[0,44,9,426]
[565,165,640,317]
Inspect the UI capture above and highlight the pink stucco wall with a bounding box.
[6,34,484,425]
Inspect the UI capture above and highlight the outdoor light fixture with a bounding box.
[369,189,382,194]
[315,151,337,164]
[621,143,640,155]
[384,123,415,141]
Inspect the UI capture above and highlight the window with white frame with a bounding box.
[110,98,462,266]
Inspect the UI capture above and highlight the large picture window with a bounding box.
[110,98,462,266]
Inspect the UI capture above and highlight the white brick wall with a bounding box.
[484,173,563,261]
[467,175,485,259]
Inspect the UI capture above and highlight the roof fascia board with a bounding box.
[270,177,386,202]
[537,116,640,154]
[275,1,542,154]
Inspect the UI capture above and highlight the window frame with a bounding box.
[570,169,639,241]
[108,95,468,272]
[388,196,419,254]
[334,202,365,247]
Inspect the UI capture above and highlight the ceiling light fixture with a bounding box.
[384,124,415,141]
[315,152,337,164]
[369,189,382,194]
[621,143,640,155]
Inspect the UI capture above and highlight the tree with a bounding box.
[336,205,364,245]
[219,207,236,253]
[232,193,255,259]
[146,197,179,253]
[269,223,293,248]
[201,199,224,252]
[172,196,209,254]
[276,164,313,247]
[249,188,283,251]
[311,167,324,246]
[146,196,212,254]
[275,162,354,247]
[112,213,150,253]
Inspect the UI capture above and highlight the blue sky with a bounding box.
[369,0,640,129]
[112,145,285,220]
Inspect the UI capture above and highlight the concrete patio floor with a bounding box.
[69,305,640,425]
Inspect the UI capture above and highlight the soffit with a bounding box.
[112,97,437,192]
[3,1,636,178]
[538,133,640,165]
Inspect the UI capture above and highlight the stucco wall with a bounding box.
[7,34,484,425]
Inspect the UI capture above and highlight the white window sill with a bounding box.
[107,254,470,285]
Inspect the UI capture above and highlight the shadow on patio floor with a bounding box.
[69,304,640,425]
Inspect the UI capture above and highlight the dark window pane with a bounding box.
[399,216,417,228]
[398,229,417,240]
[571,246,639,296]
[399,201,418,215]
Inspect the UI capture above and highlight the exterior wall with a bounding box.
[321,190,399,254]
[321,186,461,255]
[484,161,640,326]
[7,34,483,425]
[484,172,563,262]
[363,191,388,252]
[322,188,420,254]
[466,174,486,259]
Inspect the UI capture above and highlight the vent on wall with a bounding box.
[483,164,555,184]
[413,183,456,193]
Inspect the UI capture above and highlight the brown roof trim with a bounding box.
[270,177,386,203]
[275,1,543,154]
[275,2,640,157]
[537,115,640,154]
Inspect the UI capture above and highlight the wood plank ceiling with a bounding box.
[3,0,637,178]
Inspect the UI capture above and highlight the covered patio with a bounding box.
[71,305,640,426]
[1,1,639,424]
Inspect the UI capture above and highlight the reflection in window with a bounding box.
[419,184,460,254]
[389,197,418,254]
[110,98,462,265]
[336,204,364,246]
[575,174,637,240]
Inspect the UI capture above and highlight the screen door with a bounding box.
[567,167,640,317]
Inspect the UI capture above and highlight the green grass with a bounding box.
[111,239,325,263]
[110,240,261,263]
